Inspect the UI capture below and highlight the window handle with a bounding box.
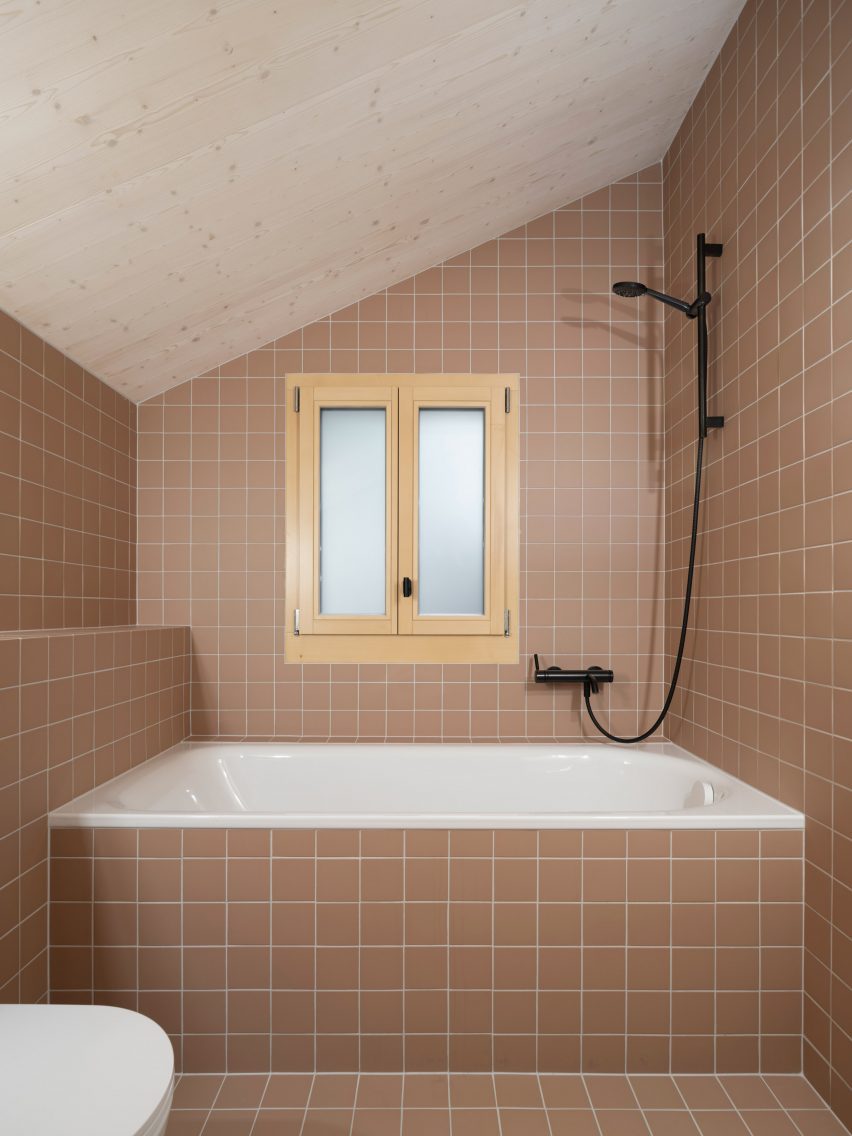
[402,577,412,598]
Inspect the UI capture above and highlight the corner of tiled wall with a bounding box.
[661,0,851,1123]
[0,310,137,631]
[0,306,192,1006]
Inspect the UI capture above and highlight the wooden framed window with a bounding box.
[285,374,518,663]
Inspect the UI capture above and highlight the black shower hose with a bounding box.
[583,431,705,743]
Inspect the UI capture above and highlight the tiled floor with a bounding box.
[166,1073,850,1135]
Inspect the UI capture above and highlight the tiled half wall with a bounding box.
[137,168,667,742]
[0,625,190,1002]
[50,826,803,1076]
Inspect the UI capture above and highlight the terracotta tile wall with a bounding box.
[136,169,667,741]
[0,309,137,630]
[0,626,190,1003]
[50,826,803,1076]
[661,0,851,1123]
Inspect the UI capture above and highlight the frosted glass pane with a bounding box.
[418,408,485,615]
[320,408,386,615]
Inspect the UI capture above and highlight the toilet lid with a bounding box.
[0,1004,174,1136]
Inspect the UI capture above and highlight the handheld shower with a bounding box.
[612,280,708,318]
[581,234,724,744]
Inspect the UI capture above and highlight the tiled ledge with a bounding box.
[0,624,188,639]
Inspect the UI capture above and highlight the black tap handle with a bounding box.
[585,665,607,695]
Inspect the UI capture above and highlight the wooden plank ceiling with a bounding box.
[0,0,743,401]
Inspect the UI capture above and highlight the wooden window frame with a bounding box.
[296,384,398,637]
[285,373,519,664]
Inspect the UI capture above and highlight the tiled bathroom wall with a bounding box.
[0,625,190,1002]
[0,309,137,631]
[50,825,803,1076]
[136,169,667,742]
[661,0,851,1123]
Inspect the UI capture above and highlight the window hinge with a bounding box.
[293,608,300,636]
[504,387,511,413]
[294,386,300,412]
[504,609,510,637]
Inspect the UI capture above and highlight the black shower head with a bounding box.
[613,281,647,298]
[612,280,700,317]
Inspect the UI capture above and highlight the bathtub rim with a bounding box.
[48,739,805,830]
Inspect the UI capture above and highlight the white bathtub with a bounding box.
[49,741,803,829]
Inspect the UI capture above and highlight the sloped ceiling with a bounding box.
[0,0,743,401]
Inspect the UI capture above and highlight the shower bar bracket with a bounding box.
[533,655,614,697]
[697,233,724,437]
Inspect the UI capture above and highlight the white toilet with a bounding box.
[0,1004,174,1136]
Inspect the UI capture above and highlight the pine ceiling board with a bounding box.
[4,0,603,264]
[12,36,669,318]
[0,0,744,400]
[84,133,664,393]
[49,112,663,372]
[0,0,525,231]
[2,12,706,295]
